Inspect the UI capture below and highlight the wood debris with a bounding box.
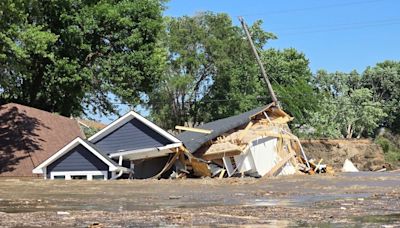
[173,104,332,179]
[198,107,299,177]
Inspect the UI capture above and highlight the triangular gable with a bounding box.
[32,137,119,174]
[88,111,181,144]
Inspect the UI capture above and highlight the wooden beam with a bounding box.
[264,151,296,178]
[175,126,212,134]
[191,159,211,177]
[219,169,226,179]
[238,121,254,141]
[251,130,296,140]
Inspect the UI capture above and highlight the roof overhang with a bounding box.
[108,142,182,160]
[249,102,275,119]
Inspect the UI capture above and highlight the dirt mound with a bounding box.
[301,139,389,171]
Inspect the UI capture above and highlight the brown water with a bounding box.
[0,172,399,227]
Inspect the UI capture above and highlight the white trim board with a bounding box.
[88,111,181,144]
[50,171,108,180]
[108,142,182,160]
[32,137,120,174]
[110,148,169,160]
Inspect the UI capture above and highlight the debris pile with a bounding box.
[175,103,333,179]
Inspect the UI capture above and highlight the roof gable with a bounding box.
[47,144,110,172]
[33,137,119,174]
[93,118,174,154]
[88,111,181,144]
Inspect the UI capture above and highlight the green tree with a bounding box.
[148,12,317,130]
[148,12,275,129]
[307,70,387,138]
[0,0,164,116]
[362,61,400,132]
[261,48,317,128]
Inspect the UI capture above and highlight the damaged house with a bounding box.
[33,111,183,180]
[32,103,326,180]
[176,103,320,178]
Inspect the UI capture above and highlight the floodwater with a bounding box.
[0,172,399,227]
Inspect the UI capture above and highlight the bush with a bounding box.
[375,132,400,167]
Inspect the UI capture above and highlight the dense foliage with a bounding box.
[0,0,164,116]
[147,12,273,129]
[147,12,317,129]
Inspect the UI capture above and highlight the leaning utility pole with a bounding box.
[238,16,280,108]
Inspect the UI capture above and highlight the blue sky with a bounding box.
[165,0,399,72]
[96,0,399,123]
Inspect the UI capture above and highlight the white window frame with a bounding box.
[50,171,108,180]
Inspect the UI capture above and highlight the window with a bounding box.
[71,175,87,180]
[92,175,104,180]
[53,175,65,180]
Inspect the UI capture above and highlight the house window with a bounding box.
[71,175,87,180]
[92,175,105,180]
[50,171,108,180]
[53,175,65,180]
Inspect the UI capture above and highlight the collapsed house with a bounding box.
[176,103,328,178]
[32,103,329,180]
[33,111,185,180]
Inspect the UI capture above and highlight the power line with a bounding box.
[239,0,385,17]
[272,18,400,32]
[278,20,400,36]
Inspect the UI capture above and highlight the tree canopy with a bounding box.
[0,0,164,116]
[147,12,316,130]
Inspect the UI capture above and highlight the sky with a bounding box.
[96,0,399,123]
[165,0,399,72]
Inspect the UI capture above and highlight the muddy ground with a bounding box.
[0,172,399,227]
[301,139,389,171]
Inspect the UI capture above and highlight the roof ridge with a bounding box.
[2,102,74,122]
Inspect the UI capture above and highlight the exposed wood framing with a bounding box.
[151,151,180,179]
[238,121,254,142]
[175,126,212,134]
[264,151,296,177]
[191,159,211,177]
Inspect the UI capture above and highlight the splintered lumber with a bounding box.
[175,126,212,134]
[152,151,180,179]
[270,116,294,124]
[218,169,226,179]
[264,151,296,177]
[202,142,242,160]
[238,121,254,141]
[250,130,295,140]
[191,159,211,177]
[314,159,323,172]
[267,107,292,119]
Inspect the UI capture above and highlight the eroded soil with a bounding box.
[0,172,399,227]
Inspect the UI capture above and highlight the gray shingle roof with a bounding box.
[84,139,119,167]
[176,105,271,153]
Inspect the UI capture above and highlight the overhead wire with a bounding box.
[278,20,400,36]
[238,0,386,17]
[236,0,398,35]
[271,18,400,32]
